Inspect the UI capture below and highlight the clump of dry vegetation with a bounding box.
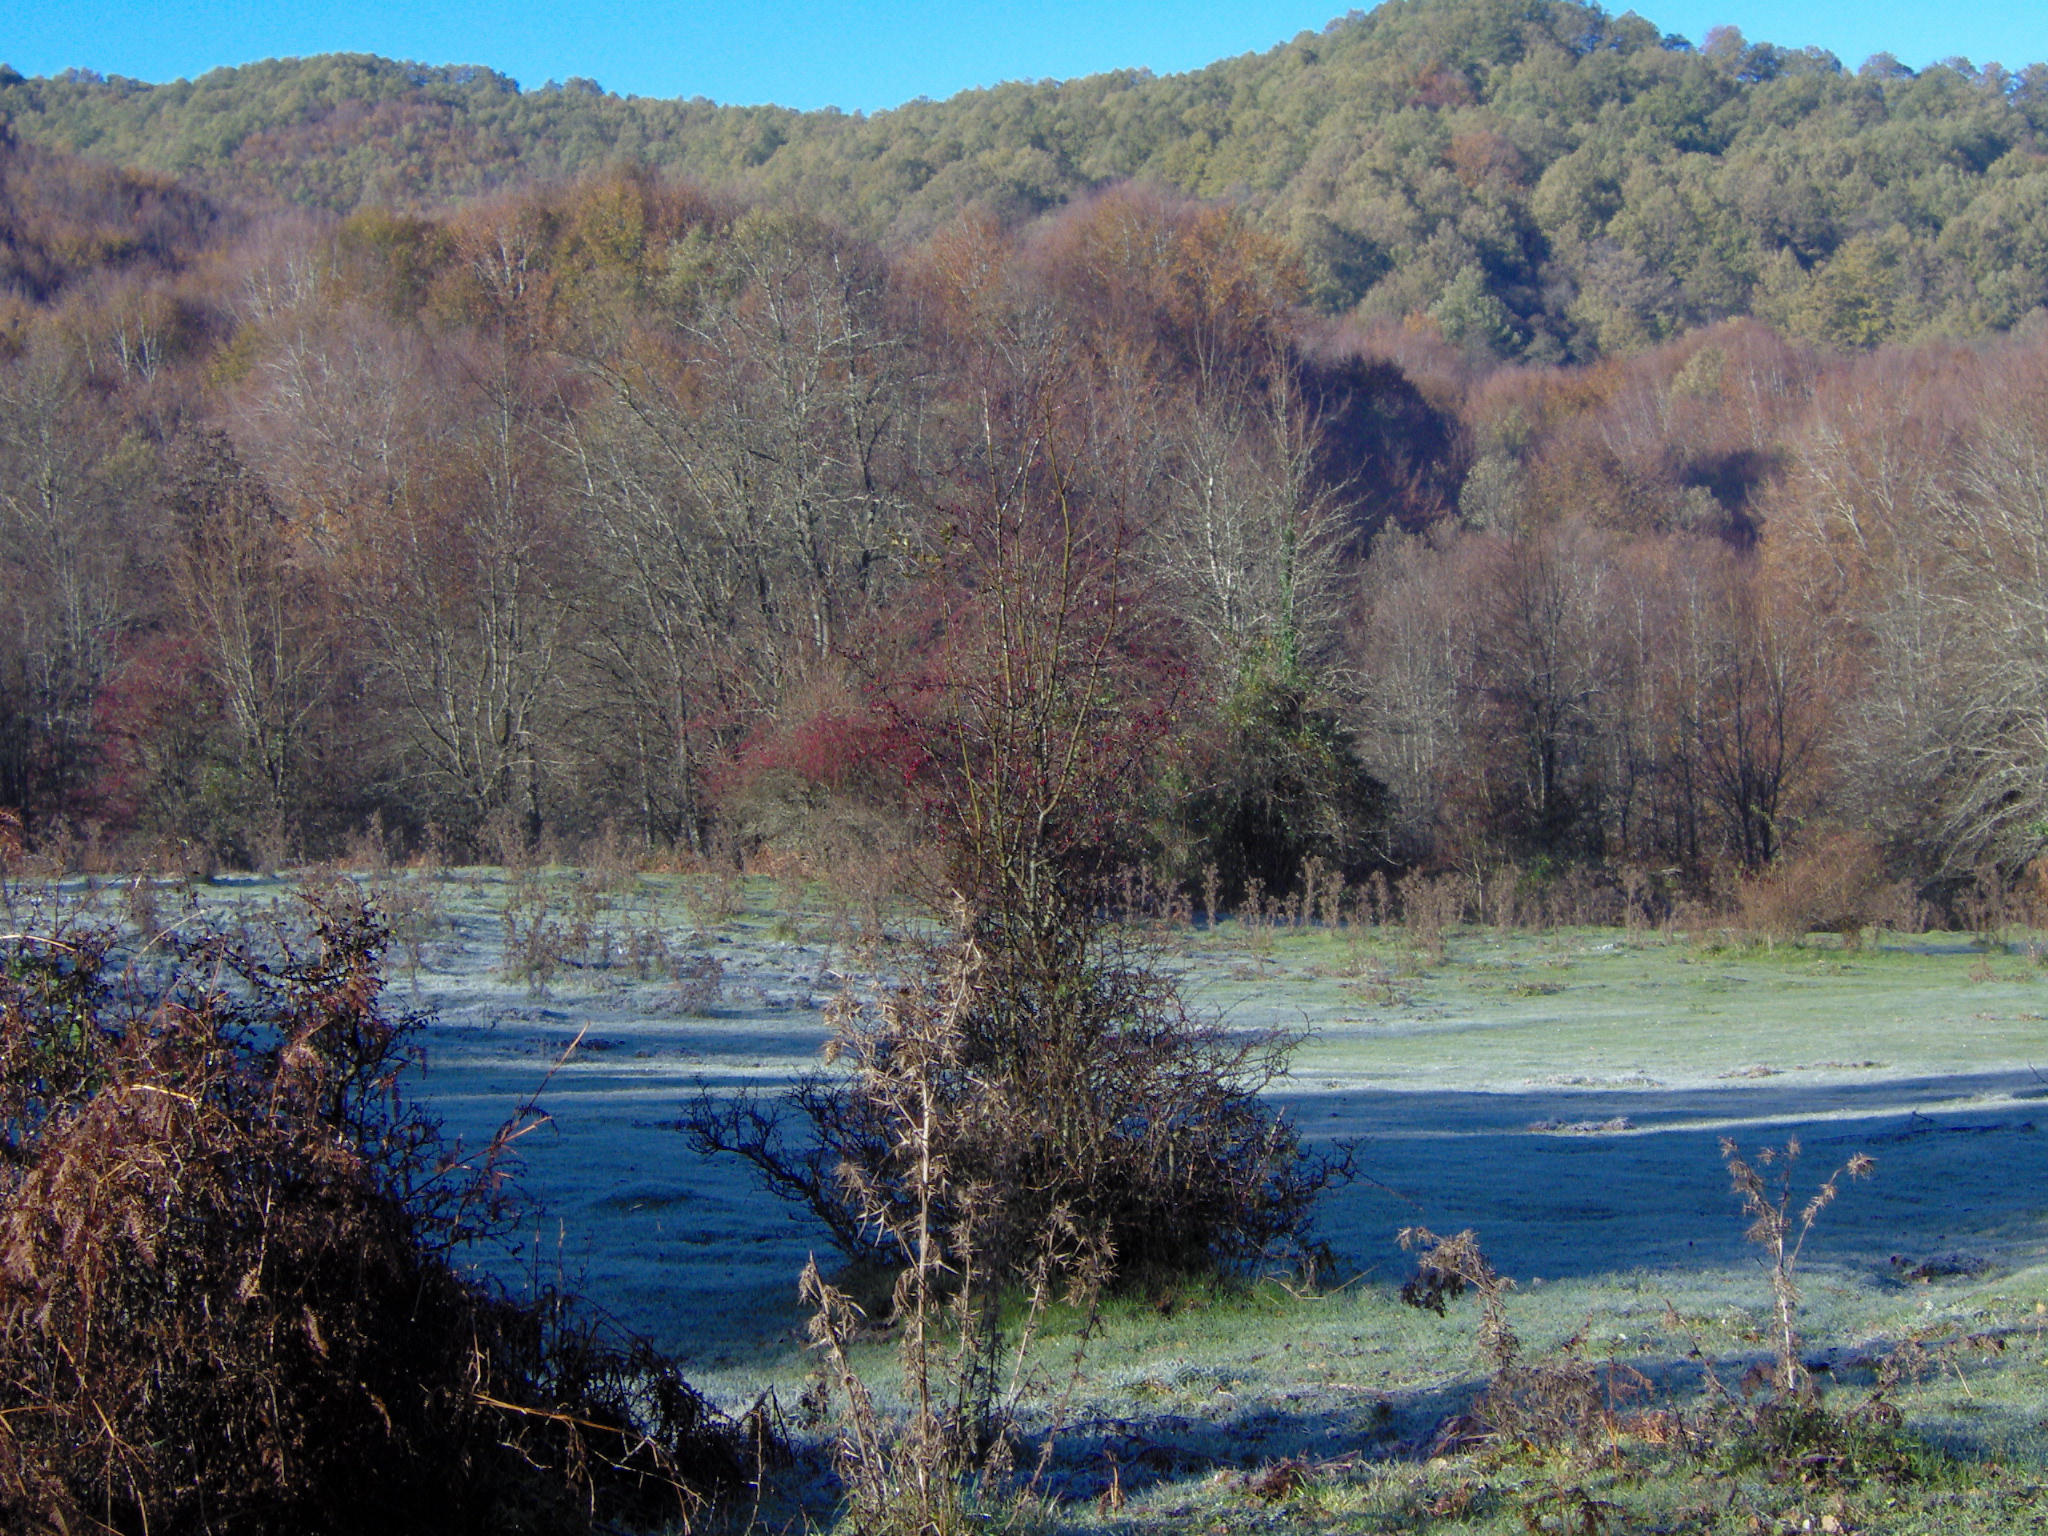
[0,882,741,1535]
[795,934,1109,1536]
[1733,833,1900,948]
[1395,1139,1922,1514]
[1398,1227,1648,1460]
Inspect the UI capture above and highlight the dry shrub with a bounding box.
[1400,1227,1655,1460]
[1236,876,1278,957]
[118,873,162,938]
[689,923,1337,1286]
[1706,1141,1916,1487]
[1618,865,1677,933]
[1541,865,1620,929]
[681,827,749,924]
[1396,869,1469,960]
[1113,862,1190,929]
[341,809,395,874]
[0,885,740,1535]
[819,833,913,960]
[1952,861,2048,941]
[1475,862,1527,930]
[480,802,539,873]
[2019,857,2048,933]
[368,870,442,988]
[1735,834,1891,947]
[500,875,572,996]
[796,936,1109,1536]
[579,818,643,892]
[668,953,726,1015]
[144,833,218,881]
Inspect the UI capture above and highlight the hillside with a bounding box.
[4,0,2048,358]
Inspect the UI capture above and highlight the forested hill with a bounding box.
[3,0,2048,359]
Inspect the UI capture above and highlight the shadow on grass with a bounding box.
[1287,1074,2048,1284]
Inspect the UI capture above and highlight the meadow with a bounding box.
[14,863,2048,1532]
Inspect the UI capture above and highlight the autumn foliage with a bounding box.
[5,108,2048,916]
[0,888,739,1534]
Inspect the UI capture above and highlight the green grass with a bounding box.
[707,1253,2048,1533]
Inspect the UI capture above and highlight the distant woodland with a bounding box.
[11,0,2048,355]
[5,0,2048,906]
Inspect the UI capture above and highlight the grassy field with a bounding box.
[12,865,2048,1531]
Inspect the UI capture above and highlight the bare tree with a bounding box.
[1698,570,1822,868]
[354,336,583,844]
[1152,362,1348,683]
[1352,529,1474,861]
[0,339,148,824]
[235,265,586,847]
[161,432,334,846]
[1906,367,2048,866]
[1766,346,2038,873]
[571,209,919,843]
[1472,523,1623,860]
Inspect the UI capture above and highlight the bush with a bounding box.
[0,884,740,1535]
[1734,833,1895,946]
[1166,664,1391,908]
[792,937,1109,1536]
[691,923,1336,1286]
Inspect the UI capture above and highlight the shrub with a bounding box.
[1734,833,1892,946]
[795,936,1108,1536]
[0,884,739,1535]
[691,922,1336,1287]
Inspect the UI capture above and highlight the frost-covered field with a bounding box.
[370,871,2047,1366]
[21,867,2048,1503]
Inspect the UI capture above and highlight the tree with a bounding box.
[573,208,918,845]
[1470,523,1622,860]
[1763,344,1973,870]
[158,431,334,858]
[1697,571,1820,868]
[1152,363,1345,682]
[1352,529,1475,863]
[346,333,583,846]
[1880,348,2048,867]
[691,267,1339,1284]
[0,336,151,829]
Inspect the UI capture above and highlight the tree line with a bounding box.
[4,122,2048,904]
[5,0,2048,360]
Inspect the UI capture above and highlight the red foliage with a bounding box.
[87,630,215,834]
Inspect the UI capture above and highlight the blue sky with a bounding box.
[3,1,2040,112]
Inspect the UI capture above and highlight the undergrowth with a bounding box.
[1375,1140,1998,1535]
[0,881,745,1535]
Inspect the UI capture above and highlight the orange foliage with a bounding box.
[1028,186,1305,380]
